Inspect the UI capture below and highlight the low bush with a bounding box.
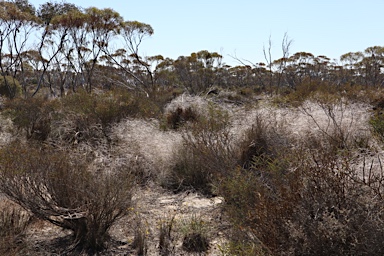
[370,111,384,144]
[180,214,210,253]
[0,141,135,253]
[164,106,198,130]
[0,76,22,99]
[163,105,237,195]
[220,118,384,255]
[57,89,162,146]
[3,97,59,141]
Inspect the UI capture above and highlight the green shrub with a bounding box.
[3,97,58,141]
[0,76,22,99]
[370,112,384,144]
[58,89,138,145]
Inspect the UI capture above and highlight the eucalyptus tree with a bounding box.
[283,52,315,89]
[33,2,79,96]
[153,56,177,88]
[172,50,223,94]
[119,21,154,92]
[361,46,384,87]
[340,51,364,85]
[81,7,122,92]
[227,65,254,88]
[101,20,154,95]
[0,0,38,97]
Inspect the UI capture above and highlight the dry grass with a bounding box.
[0,199,31,255]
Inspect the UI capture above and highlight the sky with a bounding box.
[28,0,384,66]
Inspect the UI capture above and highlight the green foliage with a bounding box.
[4,97,58,141]
[370,112,384,144]
[0,76,22,99]
[55,89,159,145]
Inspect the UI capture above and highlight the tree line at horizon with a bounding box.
[1,0,384,98]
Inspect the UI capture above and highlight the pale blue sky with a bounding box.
[28,0,384,66]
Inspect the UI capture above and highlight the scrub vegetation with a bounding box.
[1,0,384,255]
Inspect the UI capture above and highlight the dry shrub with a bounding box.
[220,112,384,255]
[164,106,198,130]
[0,141,135,253]
[287,140,384,255]
[237,115,287,170]
[163,105,237,195]
[301,96,370,151]
[219,240,269,256]
[0,200,31,254]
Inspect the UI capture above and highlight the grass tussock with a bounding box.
[180,214,210,253]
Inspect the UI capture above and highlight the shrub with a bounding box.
[180,214,210,253]
[220,117,384,255]
[218,241,269,256]
[301,97,369,151]
[3,97,58,141]
[370,111,384,144]
[163,105,237,195]
[62,89,138,126]
[164,106,198,130]
[0,141,135,253]
[58,89,162,146]
[237,115,285,170]
[0,76,22,99]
